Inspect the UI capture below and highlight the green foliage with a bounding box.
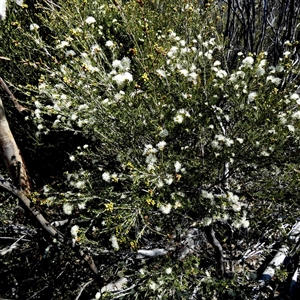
[1,0,300,299]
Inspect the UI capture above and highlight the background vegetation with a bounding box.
[1,0,300,299]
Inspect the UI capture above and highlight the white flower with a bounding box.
[143,144,158,155]
[65,50,76,57]
[256,66,265,76]
[165,267,172,275]
[112,72,133,85]
[213,60,221,66]
[287,125,295,132]
[164,174,173,185]
[110,235,119,250]
[74,181,85,189]
[189,72,198,84]
[290,93,300,101]
[105,40,114,48]
[149,280,158,291]
[70,225,79,238]
[85,16,96,24]
[174,201,182,208]
[79,104,89,110]
[91,44,101,54]
[167,46,178,58]
[292,111,300,119]
[156,69,167,77]
[102,172,111,182]
[120,57,131,70]
[30,23,39,31]
[261,150,270,157]
[78,202,86,210]
[63,203,73,215]
[202,190,214,200]
[211,140,219,148]
[156,141,167,150]
[174,161,182,172]
[215,134,226,142]
[146,153,157,165]
[266,76,281,86]
[241,212,250,228]
[202,217,213,226]
[112,59,121,68]
[248,92,257,102]
[174,114,183,123]
[178,108,190,117]
[156,179,164,188]
[37,124,44,131]
[204,50,213,60]
[56,41,69,49]
[215,69,227,79]
[225,137,234,147]
[71,114,78,121]
[232,202,242,212]
[69,155,75,161]
[242,56,254,67]
[179,69,189,77]
[236,138,244,144]
[158,129,169,137]
[95,292,101,300]
[159,203,172,214]
[276,65,285,72]
[43,185,51,195]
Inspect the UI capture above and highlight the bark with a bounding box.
[0,96,30,193]
[205,225,224,276]
[260,245,289,281]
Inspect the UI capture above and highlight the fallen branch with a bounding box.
[0,77,28,113]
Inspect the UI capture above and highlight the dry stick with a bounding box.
[0,175,98,275]
[75,280,94,300]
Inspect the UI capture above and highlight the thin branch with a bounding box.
[0,77,28,112]
[75,280,94,300]
[0,175,98,275]
[205,225,224,276]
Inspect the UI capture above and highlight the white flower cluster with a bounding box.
[102,171,119,183]
[70,225,79,246]
[174,108,191,124]
[211,61,227,79]
[143,144,158,171]
[159,203,172,214]
[110,235,119,250]
[226,192,242,212]
[110,57,133,85]
[232,211,250,229]
[66,171,87,190]
[211,134,234,148]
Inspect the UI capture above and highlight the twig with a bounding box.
[0,237,31,242]
[75,280,94,300]
[0,234,27,256]
[0,77,28,112]
[25,285,49,300]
